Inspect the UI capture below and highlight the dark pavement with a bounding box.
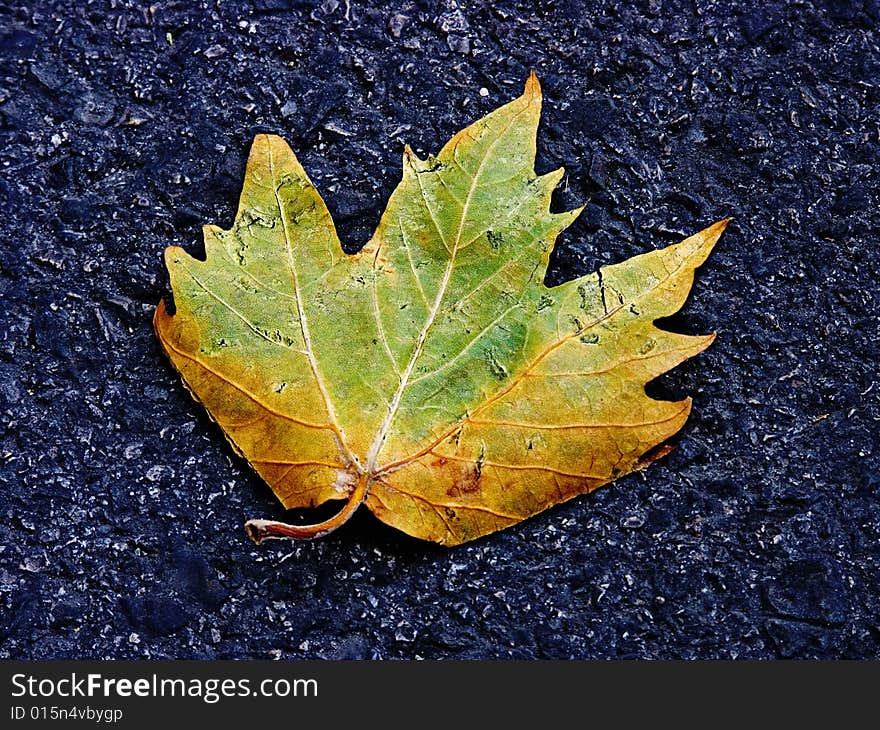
[1,0,878,658]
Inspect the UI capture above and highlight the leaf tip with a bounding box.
[153,296,170,326]
[402,143,422,174]
[552,202,585,232]
[634,443,676,472]
[249,133,273,158]
[202,224,224,257]
[163,244,187,266]
[675,218,730,271]
[252,132,286,149]
[706,217,731,246]
[696,218,731,256]
[540,166,565,185]
[569,202,587,219]
[536,167,568,206]
[708,217,732,237]
[525,69,541,100]
[686,331,718,351]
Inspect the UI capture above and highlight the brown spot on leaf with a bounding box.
[446,461,483,497]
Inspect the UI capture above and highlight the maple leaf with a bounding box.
[154,72,728,546]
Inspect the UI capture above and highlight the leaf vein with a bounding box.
[161,339,336,432]
[269,146,359,470]
[398,215,430,307]
[363,103,532,471]
[425,452,607,480]
[179,263,308,354]
[377,479,520,522]
[468,405,690,431]
[375,243,701,475]
[408,302,521,386]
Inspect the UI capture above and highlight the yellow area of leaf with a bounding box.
[155,72,727,546]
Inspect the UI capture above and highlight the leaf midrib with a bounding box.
[362,106,531,473]
[269,145,359,471]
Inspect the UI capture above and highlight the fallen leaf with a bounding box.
[155,72,727,546]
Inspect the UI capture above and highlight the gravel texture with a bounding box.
[1,0,878,659]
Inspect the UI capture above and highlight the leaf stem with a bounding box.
[244,474,371,544]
